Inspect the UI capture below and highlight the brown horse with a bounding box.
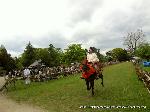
[81,60,104,95]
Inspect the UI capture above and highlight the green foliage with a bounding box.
[112,48,128,61]
[62,44,86,64]
[0,45,8,67]
[14,57,23,69]
[18,44,106,67]
[35,48,50,66]
[98,53,107,62]
[48,44,62,66]
[135,43,150,61]
[35,45,63,67]
[105,50,113,62]
[6,57,16,71]
[0,45,16,71]
[21,42,36,67]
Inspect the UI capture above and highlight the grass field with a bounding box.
[140,65,150,72]
[143,66,150,72]
[140,62,150,72]
[7,62,150,112]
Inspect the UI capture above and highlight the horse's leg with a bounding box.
[13,79,16,90]
[91,80,94,95]
[86,80,90,90]
[99,73,104,87]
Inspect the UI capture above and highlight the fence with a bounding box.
[134,62,150,93]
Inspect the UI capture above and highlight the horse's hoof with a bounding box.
[101,83,104,87]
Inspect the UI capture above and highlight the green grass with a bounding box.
[143,67,150,72]
[140,63,150,72]
[7,62,150,112]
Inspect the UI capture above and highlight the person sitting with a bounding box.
[80,47,102,79]
[87,47,99,70]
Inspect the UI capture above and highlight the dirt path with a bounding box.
[0,77,47,112]
[0,77,5,89]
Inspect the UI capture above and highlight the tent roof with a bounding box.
[132,56,141,60]
[29,59,42,67]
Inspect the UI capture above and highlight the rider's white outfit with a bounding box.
[87,53,99,63]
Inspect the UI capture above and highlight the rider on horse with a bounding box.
[80,47,100,79]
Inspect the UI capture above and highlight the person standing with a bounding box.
[23,67,31,84]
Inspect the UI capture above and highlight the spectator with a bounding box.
[23,67,31,84]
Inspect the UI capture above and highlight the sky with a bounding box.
[0,0,150,57]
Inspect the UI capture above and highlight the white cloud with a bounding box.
[0,0,69,38]
[0,0,150,57]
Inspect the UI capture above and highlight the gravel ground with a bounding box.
[0,77,47,112]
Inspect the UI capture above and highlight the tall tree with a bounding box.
[112,48,128,61]
[21,42,36,67]
[14,57,23,69]
[35,47,62,67]
[0,45,8,67]
[48,44,62,67]
[63,44,86,65]
[123,29,145,54]
[35,48,50,66]
[0,45,16,71]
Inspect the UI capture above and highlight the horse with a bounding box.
[80,60,104,95]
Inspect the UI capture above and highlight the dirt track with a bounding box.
[0,77,46,112]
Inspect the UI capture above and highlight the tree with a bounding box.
[63,44,86,65]
[55,48,64,65]
[6,57,16,71]
[0,45,16,71]
[14,57,23,69]
[35,48,50,66]
[21,42,36,67]
[123,29,145,54]
[106,50,113,62]
[20,43,63,67]
[0,45,8,67]
[135,43,150,61]
[111,48,128,61]
[48,44,62,67]
[35,46,62,67]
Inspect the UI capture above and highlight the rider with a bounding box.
[87,47,99,70]
[80,47,99,79]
